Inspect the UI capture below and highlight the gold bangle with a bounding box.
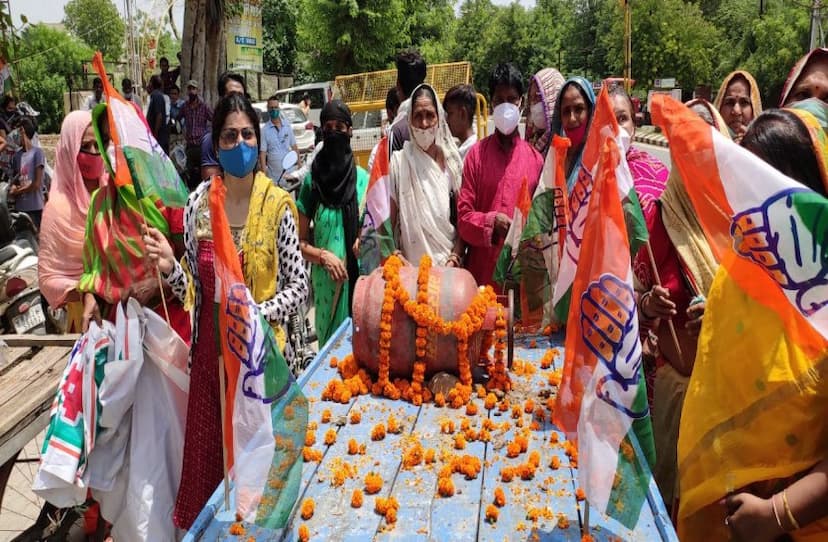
[782,489,801,531]
[771,494,784,531]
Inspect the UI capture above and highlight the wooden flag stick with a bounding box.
[644,241,683,359]
[137,201,171,325]
[218,354,231,511]
[583,500,590,535]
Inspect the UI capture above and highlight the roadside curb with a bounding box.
[633,131,669,148]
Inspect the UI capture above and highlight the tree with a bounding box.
[599,0,721,93]
[453,0,502,93]
[713,0,809,105]
[405,0,456,64]
[15,24,94,132]
[297,0,407,80]
[181,0,225,106]
[64,0,125,62]
[262,0,299,74]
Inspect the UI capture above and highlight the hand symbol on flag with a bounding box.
[566,168,593,262]
[731,188,828,316]
[580,274,647,419]
[553,187,567,234]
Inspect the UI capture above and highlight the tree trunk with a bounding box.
[181,0,226,106]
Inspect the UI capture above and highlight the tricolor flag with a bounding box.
[494,136,571,327]
[492,175,530,285]
[209,176,308,527]
[551,86,646,323]
[79,53,188,303]
[358,135,396,274]
[553,137,655,531]
[652,95,828,541]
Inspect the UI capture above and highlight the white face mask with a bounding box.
[411,124,437,150]
[620,126,632,154]
[530,102,547,129]
[493,102,520,135]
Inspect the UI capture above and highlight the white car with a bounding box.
[252,101,316,155]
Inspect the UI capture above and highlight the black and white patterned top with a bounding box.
[163,179,309,368]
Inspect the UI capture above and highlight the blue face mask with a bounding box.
[269,109,280,120]
[218,141,258,178]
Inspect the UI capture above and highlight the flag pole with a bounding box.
[583,500,590,535]
[218,354,231,511]
[644,240,683,359]
[138,200,172,325]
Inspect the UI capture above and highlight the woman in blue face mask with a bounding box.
[143,93,309,530]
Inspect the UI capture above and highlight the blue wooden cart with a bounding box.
[185,320,678,541]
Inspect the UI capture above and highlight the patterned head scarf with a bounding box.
[714,70,763,117]
[779,48,828,107]
[39,110,102,308]
[525,68,565,154]
[786,98,828,193]
[551,77,596,188]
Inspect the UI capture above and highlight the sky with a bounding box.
[10,0,534,30]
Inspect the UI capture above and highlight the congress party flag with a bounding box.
[209,175,308,527]
[552,86,645,323]
[553,137,655,531]
[652,95,828,541]
[358,135,396,274]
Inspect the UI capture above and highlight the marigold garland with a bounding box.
[487,305,511,392]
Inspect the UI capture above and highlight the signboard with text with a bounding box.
[226,0,263,73]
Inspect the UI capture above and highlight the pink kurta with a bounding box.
[458,133,543,289]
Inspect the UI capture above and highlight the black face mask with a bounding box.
[322,129,351,155]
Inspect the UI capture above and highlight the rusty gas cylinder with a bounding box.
[352,264,496,379]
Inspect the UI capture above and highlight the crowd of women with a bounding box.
[29,46,828,539]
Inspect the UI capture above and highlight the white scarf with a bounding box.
[391,141,461,265]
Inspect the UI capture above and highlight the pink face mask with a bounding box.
[77,150,104,181]
[564,122,588,149]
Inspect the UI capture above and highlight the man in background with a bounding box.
[82,77,105,111]
[389,50,427,154]
[259,95,298,182]
[122,78,142,108]
[146,75,169,153]
[159,56,180,95]
[199,72,247,180]
[178,80,212,189]
[443,84,478,160]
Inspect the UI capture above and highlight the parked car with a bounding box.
[252,101,316,155]
[272,82,334,126]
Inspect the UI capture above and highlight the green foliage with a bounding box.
[405,0,456,64]
[713,0,809,105]
[64,0,125,61]
[262,0,299,74]
[15,24,94,132]
[297,0,407,81]
[599,0,722,90]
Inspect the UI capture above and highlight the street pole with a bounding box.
[624,0,632,92]
[810,0,823,51]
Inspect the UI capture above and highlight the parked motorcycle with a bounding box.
[0,182,44,334]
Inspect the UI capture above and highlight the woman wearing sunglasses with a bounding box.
[143,93,308,530]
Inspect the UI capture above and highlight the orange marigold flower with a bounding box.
[484,393,497,410]
[518,463,536,481]
[437,476,455,497]
[439,419,455,434]
[308,421,318,430]
[387,415,402,434]
[575,487,586,501]
[330,356,338,368]
[501,467,514,483]
[403,442,424,469]
[347,439,359,455]
[478,428,491,442]
[494,487,506,507]
[506,441,521,458]
[529,339,538,348]
[485,504,499,523]
[524,399,535,414]
[300,498,315,520]
[465,402,478,416]
[424,448,436,464]
[351,489,363,508]
[434,392,446,407]
[349,410,362,424]
[511,405,522,419]
[374,497,388,515]
[550,456,561,470]
[557,515,570,529]
[548,370,562,387]
[528,451,541,468]
[527,507,541,521]
[499,399,510,413]
[454,434,466,450]
[298,524,310,542]
[305,430,316,447]
[581,535,596,542]
[550,432,560,444]
[365,472,383,494]
[515,434,529,453]
[324,429,337,446]
[303,447,323,462]
[371,423,386,441]
[229,522,246,535]
[321,409,332,423]
[476,385,487,399]
[385,506,398,524]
